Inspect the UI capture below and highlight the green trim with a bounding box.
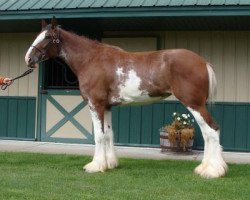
[40,94,47,141]
[46,90,81,95]
[0,96,36,100]
[1,6,250,20]
[0,96,36,139]
[0,137,36,141]
[36,63,44,141]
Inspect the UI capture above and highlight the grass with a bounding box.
[0,152,249,200]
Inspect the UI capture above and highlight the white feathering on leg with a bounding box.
[188,107,227,178]
[83,102,107,173]
[104,111,118,169]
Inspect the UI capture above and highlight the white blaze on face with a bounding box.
[25,30,47,64]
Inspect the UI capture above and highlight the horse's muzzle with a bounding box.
[26,57,39,68]
[28,63,38,68]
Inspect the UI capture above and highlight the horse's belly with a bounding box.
[113,68,170,105]
[121,95,164,105]
[115,83,167,105]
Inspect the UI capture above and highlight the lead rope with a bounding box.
[1,68,34,90]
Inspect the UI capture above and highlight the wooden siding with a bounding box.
[0,33,38,97]
[0,96,36,139]
[112,102,250,152]
[165,31,250,103]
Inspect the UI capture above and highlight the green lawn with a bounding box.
[0,152,249,200]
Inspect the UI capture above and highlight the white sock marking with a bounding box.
[187,107,227,178]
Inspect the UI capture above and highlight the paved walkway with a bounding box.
[0,140,249,164]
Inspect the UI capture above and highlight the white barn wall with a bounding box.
[0,33,38,97]
[165,31,250,103]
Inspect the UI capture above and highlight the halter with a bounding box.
[32,27,61,61]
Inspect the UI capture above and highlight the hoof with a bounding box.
[107,156,119,169]
[83,161,107,173]
[194,163,205,175]
[194,161,228,178]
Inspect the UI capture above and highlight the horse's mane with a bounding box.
[62,28,124,52]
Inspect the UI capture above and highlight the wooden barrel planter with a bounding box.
[160,130,194,152]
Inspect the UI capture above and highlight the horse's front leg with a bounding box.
[83,102,107,173]
[104,110,118,169]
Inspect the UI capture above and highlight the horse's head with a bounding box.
[25,17,61,68]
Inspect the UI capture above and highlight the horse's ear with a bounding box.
[51,16,58,29]
[41,19,47,29]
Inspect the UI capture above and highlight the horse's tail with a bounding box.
[206,63,217,103]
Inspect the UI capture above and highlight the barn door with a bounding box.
[38,59,93,143]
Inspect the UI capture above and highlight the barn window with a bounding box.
[43,58,79,89]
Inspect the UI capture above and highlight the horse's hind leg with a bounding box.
[170,61,227,177]
[187,106,227,178]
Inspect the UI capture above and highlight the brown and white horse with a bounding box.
[25,18,227,178]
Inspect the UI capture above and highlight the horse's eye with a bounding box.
[45,35,51,39]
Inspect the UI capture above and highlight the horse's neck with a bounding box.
[59,29,99,74]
